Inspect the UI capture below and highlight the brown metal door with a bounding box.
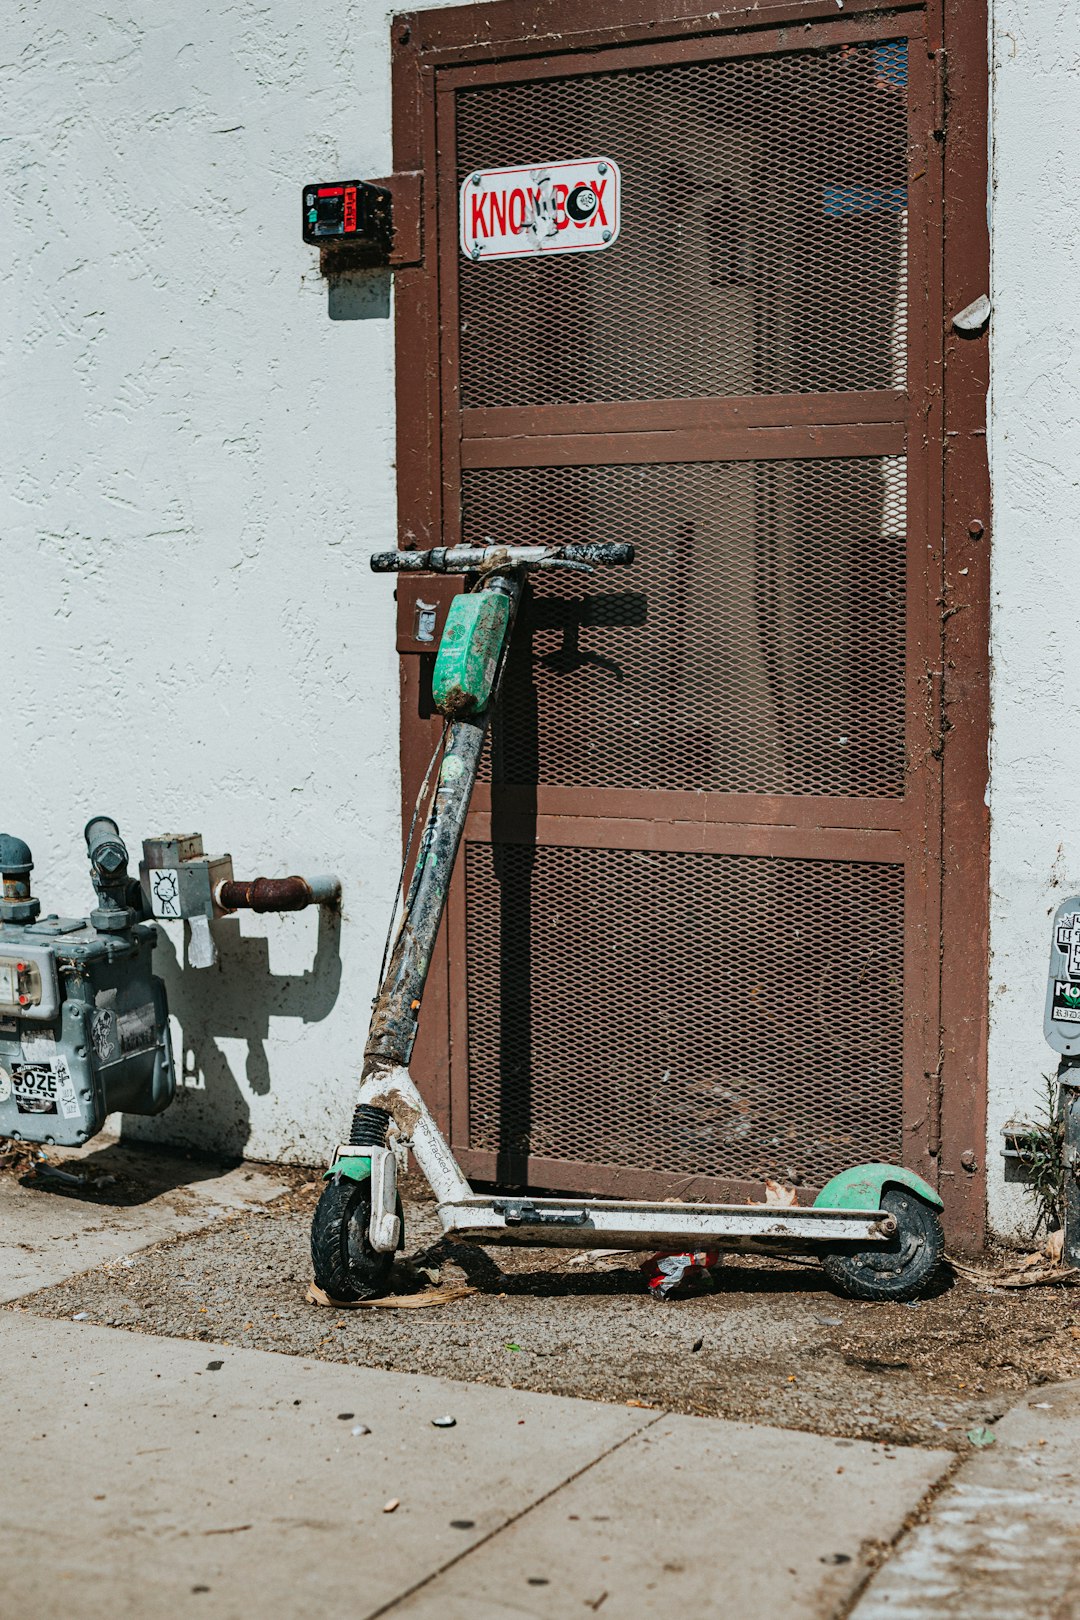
[396,3,951,1209]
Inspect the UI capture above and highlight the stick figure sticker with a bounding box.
[149,868,182,919]
[460,157,621,262]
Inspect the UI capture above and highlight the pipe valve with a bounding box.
[140,834,341,968]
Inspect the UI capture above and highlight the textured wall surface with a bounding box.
[987,0,1080,1236]
[3,1,1075,1228]
[0,1,417,1162]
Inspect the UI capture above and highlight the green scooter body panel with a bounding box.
[323,1154,372,1184]
[432,592,512,715]
[813,1162,943,1212]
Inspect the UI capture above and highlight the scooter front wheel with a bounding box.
[310,1178,403,1302]
[821,1187,944,1302]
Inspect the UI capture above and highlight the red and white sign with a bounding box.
[459,157,621,263]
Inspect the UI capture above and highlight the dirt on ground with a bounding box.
[8,1157,1080,1453]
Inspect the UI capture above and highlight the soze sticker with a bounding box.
[13,1062,59,1114]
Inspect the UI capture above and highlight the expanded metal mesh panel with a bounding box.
[464,842,905,1185]
[469,456,907,797]
[456,40,909,408]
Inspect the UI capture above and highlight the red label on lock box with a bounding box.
[459,157,621,263]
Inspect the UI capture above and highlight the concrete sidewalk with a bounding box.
[6,1146,1080,1618]
[3,1311,950,1620]
[0,1137,287,1304]
[852,1378,1080,1618]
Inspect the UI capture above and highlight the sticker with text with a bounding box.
[12,1062,58,1113]
[117,1004,157,1056]
[460,157,621,262]
[56,1056,80,1120]
[1052,979,1080,1024]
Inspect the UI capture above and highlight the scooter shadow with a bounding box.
[412,1237,939,1301]
[415,1238,956,1302]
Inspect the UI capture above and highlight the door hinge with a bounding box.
[932,49,948,139]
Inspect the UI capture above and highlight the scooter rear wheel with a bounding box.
[821,1187,944,1302]
[310,1177,402,1303]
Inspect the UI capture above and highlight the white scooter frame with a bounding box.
[312,544,944,1304]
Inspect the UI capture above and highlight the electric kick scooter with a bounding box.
[312,542,945,1304]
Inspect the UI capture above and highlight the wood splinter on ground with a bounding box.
[950,1230,1078,1290]
[305,1281,475,1310]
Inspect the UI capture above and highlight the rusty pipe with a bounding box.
[214,874,341,914]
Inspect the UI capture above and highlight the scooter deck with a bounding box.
[438,1193,895,1252]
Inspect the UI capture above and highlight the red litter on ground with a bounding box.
[640,1249,721,1300]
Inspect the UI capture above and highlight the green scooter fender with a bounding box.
[813,1162,943,1213]
[323,1155,372,1184]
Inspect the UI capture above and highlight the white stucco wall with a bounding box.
[1,1,421,1162]
[986,0,1080,1236]
[5,0,1079,1223]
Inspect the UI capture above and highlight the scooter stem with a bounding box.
[365,571,523,1071]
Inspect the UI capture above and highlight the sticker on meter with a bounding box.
[1057,912,1080,978]
[460,158,621,262]
[55,1057,80,1120]
[117,1003,157,1056]
[1052,980,1080,1023]
[12,1062,58,1113]
[21,1027,56,1063]
[149,868,181,919]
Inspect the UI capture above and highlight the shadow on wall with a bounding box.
[123,907,342,1160]
[327,269,390,321]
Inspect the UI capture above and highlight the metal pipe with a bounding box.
[1059,1064,1080,1267]
[215,874,341,913]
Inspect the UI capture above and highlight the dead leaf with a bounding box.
[306,1282,475,1311]
[949,1256,1079,1290]
[0,1138,46,1176]
[764,1179,798,1207]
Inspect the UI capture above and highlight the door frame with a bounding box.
[389,0,990,1249]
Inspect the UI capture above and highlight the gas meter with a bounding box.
[0,819,340,1149]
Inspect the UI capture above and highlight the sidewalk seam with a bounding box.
[832,1447,969,1618]
[361,1409,667,1620]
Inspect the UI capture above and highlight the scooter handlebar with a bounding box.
[370,542,634,573]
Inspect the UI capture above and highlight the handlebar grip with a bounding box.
[369,542,635,573]
[370,550,432,572]
[558,543,635,566]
